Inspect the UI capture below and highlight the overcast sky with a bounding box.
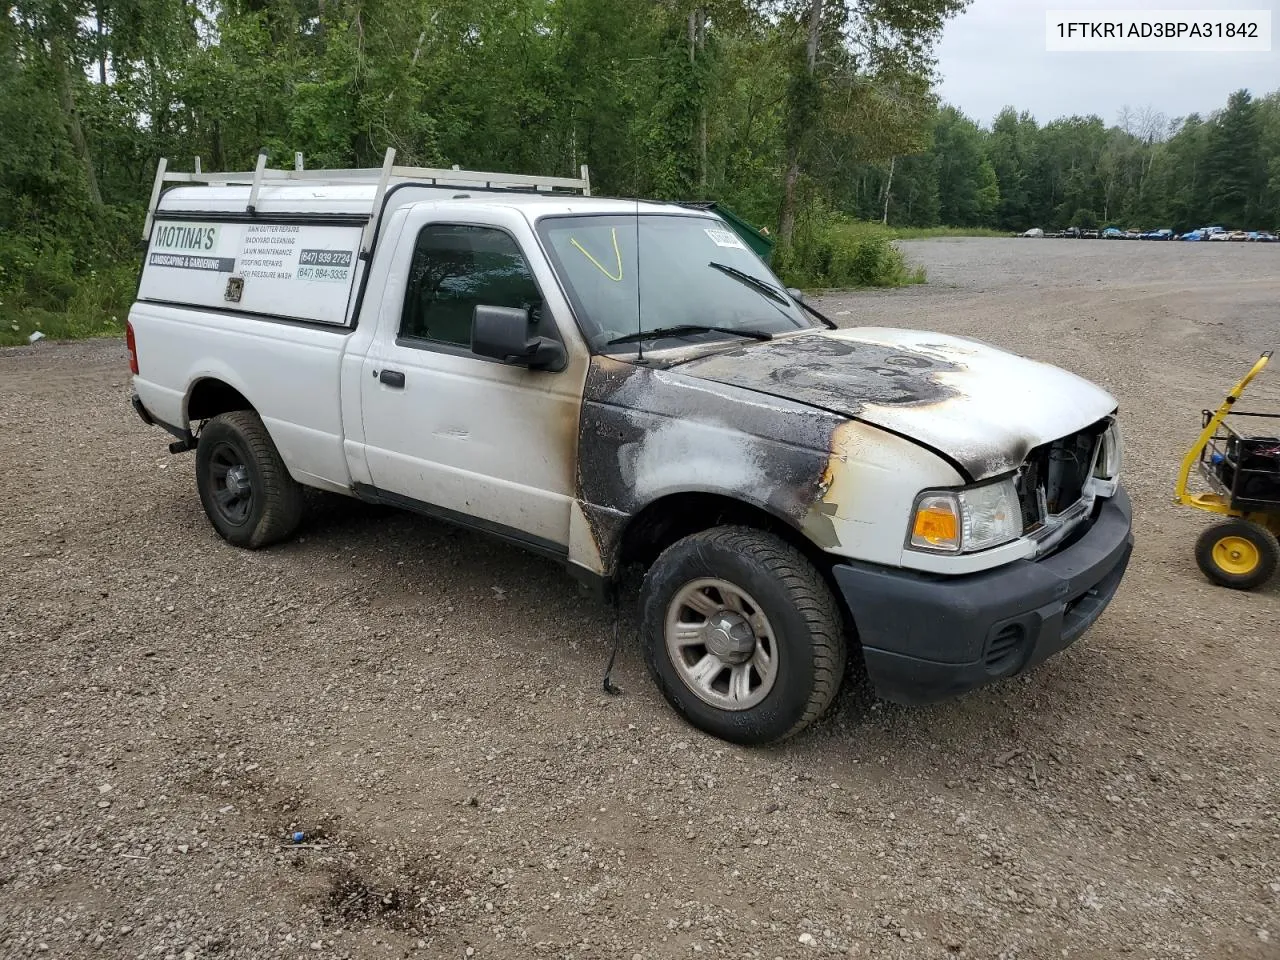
[934,0,1280,127]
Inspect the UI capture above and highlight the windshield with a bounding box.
[537,214,811,351]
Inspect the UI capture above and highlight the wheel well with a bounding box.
[618,492,835,583]
[186,379,253,424]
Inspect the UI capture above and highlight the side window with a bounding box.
[399,224,542,348]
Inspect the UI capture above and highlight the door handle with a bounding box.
[378,369,406,389]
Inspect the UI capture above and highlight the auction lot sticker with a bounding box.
[1046,9,1271,51]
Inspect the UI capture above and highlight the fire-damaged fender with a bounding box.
[570,355,964,577]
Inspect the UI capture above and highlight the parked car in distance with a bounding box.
[1209,230,1232,241]
[1142,229,1173,240]
[1020,227,1045,238]
[1061,226,1082,239]
[1253,231,1278,242]
[1227,230,1248,241]
[1124,230,1140,239]
[1082,229,1100,239]
[1102,227,1123,239]
[126,153,1134,746]
[1179,230,1204,241]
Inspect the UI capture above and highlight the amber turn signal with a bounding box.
[911,496,960,551]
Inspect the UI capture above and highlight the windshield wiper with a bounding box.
[708,260,838,329]
[707,261,791,306]
[606,324,773,346]
[796,298,838,330]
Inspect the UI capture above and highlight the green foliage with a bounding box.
[0,233,136,346]
[1205,90,1263,228]
[5,0,1279,344]
[1072,208,1099,229]
[777,211,926,289]
[932,107,1001,226]
[2,0,964,342]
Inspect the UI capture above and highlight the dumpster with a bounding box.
[677,202,775,263]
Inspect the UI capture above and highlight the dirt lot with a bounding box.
[2,238,1278,960]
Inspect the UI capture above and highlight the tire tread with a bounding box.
[198,410,303,549]
[643,525,847,743]
[1194,518,1279,590]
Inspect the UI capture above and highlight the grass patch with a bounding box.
[1,302,130,347]
[1,252,136,347]
[776,216,929,289]
[865,224,1008,240]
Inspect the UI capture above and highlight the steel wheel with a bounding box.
[664,577,778,711]
[1195,518,1280,590]
[1211,535,1259,576]
[206,441,254,526]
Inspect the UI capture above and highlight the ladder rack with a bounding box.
[143,147,592,254]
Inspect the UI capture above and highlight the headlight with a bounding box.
[1094,420,1123,479]
[909,478,1022,553]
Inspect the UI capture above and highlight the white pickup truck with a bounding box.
[128,152,1133,745]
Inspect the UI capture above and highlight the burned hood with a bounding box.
[671,328,1117,480]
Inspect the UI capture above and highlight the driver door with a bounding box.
[358,206,589,552]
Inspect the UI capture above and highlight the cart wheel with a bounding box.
[1194,519,1279,590]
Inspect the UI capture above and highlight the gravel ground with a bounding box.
[2,238,1278,960]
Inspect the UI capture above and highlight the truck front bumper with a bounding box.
[832,486,1133,705]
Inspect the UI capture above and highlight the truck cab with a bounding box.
[129,152,1133,745]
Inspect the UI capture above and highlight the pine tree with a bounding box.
[1205,89,1262,228]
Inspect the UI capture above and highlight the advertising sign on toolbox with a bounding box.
[139,219,363,326]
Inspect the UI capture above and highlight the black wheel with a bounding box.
[639,526,847,745]
[195,410,303,549]
[1194,519,1279,590]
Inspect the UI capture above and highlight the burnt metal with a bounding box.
[1016,421,1107,529]
[673,333,962,414]
[577,357,843,573]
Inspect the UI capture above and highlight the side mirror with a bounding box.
[471,305,565,371]
[786,287,805,303]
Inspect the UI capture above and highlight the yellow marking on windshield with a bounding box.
[569,229,624,282]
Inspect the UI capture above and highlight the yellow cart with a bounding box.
[1175,351,1280,590]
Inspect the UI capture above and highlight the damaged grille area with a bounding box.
[1016,419,1109,536]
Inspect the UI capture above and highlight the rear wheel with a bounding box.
[639,526,846,745]
[195,410,303,549]
[1194,519,1279,590]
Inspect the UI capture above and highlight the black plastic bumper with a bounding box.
[833,486,1133,705]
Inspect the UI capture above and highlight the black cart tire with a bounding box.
[639,526,847,745]
[1194,519,1279,590]
[195,410,303,549]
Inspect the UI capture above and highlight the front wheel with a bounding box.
[195,410,303,549]
[639,526,847,745]
[1194,518,1279,590]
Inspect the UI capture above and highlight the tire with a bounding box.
[639,526,847,745]
[1194,519,1279,591]
[195,410,303,549]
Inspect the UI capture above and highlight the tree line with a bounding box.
[2,0,962,255]
[868,90,1280,233]
[2,1,1277,341]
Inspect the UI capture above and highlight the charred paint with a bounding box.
[576,356,845,571]
[668,328,1118,481]
[570,327,1118,576]
[674,333,963,414]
